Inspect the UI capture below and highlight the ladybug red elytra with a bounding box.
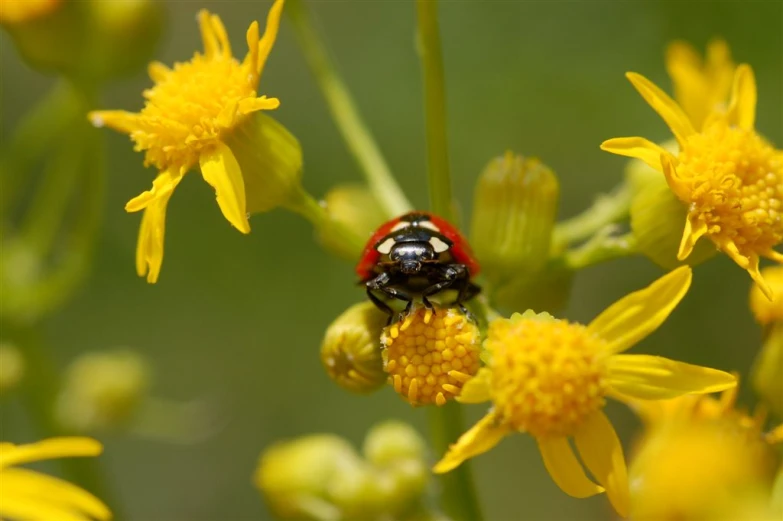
[356,211,481,319]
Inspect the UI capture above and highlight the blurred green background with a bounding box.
[2,0,781,519]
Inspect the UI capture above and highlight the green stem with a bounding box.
[552,180,633,252]
[427,404,483,521]
[286,0,412,217]
[416,0,453,221]
[5,324,124,520]
[561,228,637,270]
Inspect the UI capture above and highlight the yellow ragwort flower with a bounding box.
[382,306,481,407]
[750,265,783,325]
[602,66,783,299]
[0,437,111,521]
[433,267,737,517]
[0,0,60,24]
[666,39,735,130]
[89,1,287,283]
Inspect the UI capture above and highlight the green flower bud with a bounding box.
[255,434,361,521]
[317,184,387,260]
[470,151,559,288]
[630,173,716,270]
[56,349,150,431]
[363,421,426,466]
[0,342,24,394]
[752,323,783,418]
[321,302,387,394]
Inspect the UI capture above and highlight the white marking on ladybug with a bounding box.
[390,221,411,232]
[418,220,440,232]
[377,237,396,254]
[429,236,450,253]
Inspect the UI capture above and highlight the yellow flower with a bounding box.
[433,267,737,517]
[750,265,783,325]
[382,306,481,407]
[666,39,735,130]
[89,1,301,283]
[0,0,60,24]
[0,437,111,521]
[602,66,783,298]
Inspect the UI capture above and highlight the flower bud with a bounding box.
[0,342,24,393]
[630,173,716,270]
[317,185,387,260]
[752,323,783,418]
[363,421,426,466]
[255,434,362,521]
[321,302,387,394]
[749,266,783,326]
[470,151,559,287]
[55,349,150,431]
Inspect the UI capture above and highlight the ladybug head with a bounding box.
[389,242,436,274]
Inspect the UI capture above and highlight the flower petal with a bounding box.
[607,354,737,399]
[727,64,756,130]
[125,169,181,213]
[0,495,92,521]
[456,368,491,404]
[433,411,510,473]
[1,468,111,520]
[87,110,140,134]
[0,437,102,469]
[199,141,251,234]
[198,10,219,58]
[573,411,630,517]
[600,137,670,172]
[135,188,176,284]
[537,436,604,499]
[257,0,285,78]
[626,72,697,145]
[587,266,692,354]
[677,214,709,260]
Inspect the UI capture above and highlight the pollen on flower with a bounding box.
[381,307,481,406]
[671,122,783,272]
[487,317,608,438]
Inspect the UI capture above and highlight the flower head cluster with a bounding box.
[602,65,783,298]
[434,267,737,516]
[382,306,481,406]
[0,437,111,521]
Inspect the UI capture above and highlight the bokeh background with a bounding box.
[2,1,781,519]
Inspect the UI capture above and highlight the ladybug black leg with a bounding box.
[366,272,415,323]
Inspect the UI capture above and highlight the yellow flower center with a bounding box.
[487,317,608,438]
[382,307,481,406]
[675,123,783,257]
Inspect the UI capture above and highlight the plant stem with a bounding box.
[286,0,412,217]
[427,404,484,521]
[416,0,453,221]
[561,228,637,270]
[552,181,633,252]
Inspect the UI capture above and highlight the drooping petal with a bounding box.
[599,137,671,172]
[257,0,285,79]
[135,187,177,284]
[727,64,756,130]
[587,266,692,354]
[1,468,111,520]
[626,72,697,145]
[456,368,492,404]
[573,411,630,517]
[537,436,604,499]
[125,169,182,213]
[677,214,709,260]
[607,354,737,399]
[199,141,251,234]
[0,438,102,469]
[433,412,510,473]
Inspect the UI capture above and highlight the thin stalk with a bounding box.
[416,0,453,221]
[561,229,638,270]
[552,181,633,252]
[427,404,483,521]
[416,2,482,520]
[286,0,412,217]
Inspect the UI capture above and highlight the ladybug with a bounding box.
[356,211,481,319]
